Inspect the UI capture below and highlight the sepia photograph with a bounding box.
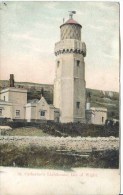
[0,1,121,195]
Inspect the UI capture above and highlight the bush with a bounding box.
[89,150,119,168]
[39,121,119,137]
[0,120,119,137]
[0,143,119,169]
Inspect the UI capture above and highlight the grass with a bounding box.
[2,127,50,137]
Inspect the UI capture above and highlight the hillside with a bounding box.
[0,80,119,119]
[86,88,119,119]
[0,80,53,92]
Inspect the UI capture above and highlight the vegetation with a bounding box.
[86,88,119,119]
[0,143,119,169]
[40,121,119,137]
[0,120,119,137]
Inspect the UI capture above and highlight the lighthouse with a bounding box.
[54,12,86,123]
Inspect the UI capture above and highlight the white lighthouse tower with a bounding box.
[54,12,86,123]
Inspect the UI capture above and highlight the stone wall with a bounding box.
[0,136,119,152]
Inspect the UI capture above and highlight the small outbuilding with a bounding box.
[25,96,60,122]
[86,106,107,125]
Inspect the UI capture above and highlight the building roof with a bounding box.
[0,87,27,94]
[27,91,53,105]
[0,99,12,105]
[60,18,82,28]
[27,99,39,104]
[0,99,7,103]
[90,107,107,112]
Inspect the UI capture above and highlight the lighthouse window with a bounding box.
[57,61,60,68]
[102,117,104,123]
[77,60,80,66]
[76,102,80,109]
[0,109,2,116]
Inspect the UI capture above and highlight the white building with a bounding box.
[25,96,59,122]
[54,12,86,123]
[0,100,12,119]
[0,75,59,122]
[0,87,27,120]
[86,107,107,125]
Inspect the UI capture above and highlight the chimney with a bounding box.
[9,74,14,87]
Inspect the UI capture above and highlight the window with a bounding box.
[4,96,5,101]
[75,60,80,77]
[76,102,80,109]
[57,61,60,68]
[102,117,104,123]
[0,109,2,116]
[40,111,45,116]
[16,110,20,117]
[77,60,80,67]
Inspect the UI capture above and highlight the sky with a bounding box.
[0,1,119,92]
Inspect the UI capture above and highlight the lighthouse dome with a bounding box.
[60,18,82,41]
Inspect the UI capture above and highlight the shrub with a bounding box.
[0,143,119,169]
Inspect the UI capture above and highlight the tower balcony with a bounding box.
[54,39,86,57]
